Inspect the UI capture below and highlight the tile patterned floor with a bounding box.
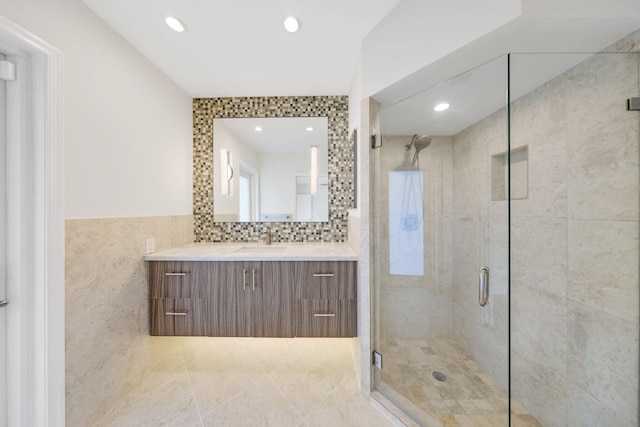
[378,339,542,427]
[93,337,394,427]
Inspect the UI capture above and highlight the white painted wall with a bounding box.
[259,152,306,217]
[0,0,193,219]
[258,150,329,219]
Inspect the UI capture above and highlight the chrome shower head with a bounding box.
[408,135,431,167]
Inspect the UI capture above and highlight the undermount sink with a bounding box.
[234,246,287,253]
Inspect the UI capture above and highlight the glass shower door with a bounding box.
[371,55,513,425]
[508,51,640,427]
[371,47,640,426]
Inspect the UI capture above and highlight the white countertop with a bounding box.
[144,242,358,261]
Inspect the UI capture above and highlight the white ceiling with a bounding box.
[80,1,639,136]
[80,0,403,97]
[380,53,594,136]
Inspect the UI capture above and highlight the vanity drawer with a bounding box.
[296,299,357,337]
[149,261,209,299]
[295,261,356,300]
[150,298,207,336]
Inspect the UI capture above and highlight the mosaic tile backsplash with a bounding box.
[193,96,352,242]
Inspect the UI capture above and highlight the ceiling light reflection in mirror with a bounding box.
[213,117,329,223]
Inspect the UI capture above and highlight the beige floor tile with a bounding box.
[440,413,458,426]
[95,337,395,426]
[93,375,201,427]
[452,414,476,427]
[179,337,266,374]
[267,371,346,419]
[511,413,544,427]
[200,376,303,426]
[468,413,508,426]
[304,375,393,427]
[188,371,265,416]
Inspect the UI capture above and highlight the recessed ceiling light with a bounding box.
[255,126,263,132]
[434,103,450,112]
[283,15,300,33]
[165,16,185,32]
[306,127,314,131]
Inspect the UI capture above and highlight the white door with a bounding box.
[0,18,65,425]
[0,52,8,427]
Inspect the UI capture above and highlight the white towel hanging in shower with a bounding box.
[389,171,424,276]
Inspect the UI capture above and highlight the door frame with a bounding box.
[0,15,64,426]
[238,161,259,222]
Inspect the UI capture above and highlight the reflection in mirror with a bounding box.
[213,117,329,222]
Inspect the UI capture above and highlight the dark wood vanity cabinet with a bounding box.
[148,260,356,338]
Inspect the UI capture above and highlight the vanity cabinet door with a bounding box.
[252,261,295,337]
[209,261,295,338]
[209,261,251,337]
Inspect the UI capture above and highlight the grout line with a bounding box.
[263,369,306,421]
[300,370,353,425]
[179,340,205,427]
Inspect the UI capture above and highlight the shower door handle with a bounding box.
[479,267,489,307]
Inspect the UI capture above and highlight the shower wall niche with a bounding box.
[371,32,639,426]
[491,146,528,201]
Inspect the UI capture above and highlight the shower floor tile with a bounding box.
[378,339,542,426]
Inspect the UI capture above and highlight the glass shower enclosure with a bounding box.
[371,50,639,426]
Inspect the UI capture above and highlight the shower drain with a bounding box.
[431,371,447,382]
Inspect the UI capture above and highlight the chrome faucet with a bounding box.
[264,227,272,245]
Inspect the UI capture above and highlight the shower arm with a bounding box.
[405,135,418,152]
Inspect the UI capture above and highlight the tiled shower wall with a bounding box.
[451,108,510,388]
[65,215,194,425]
[509,50,639,426]
[452,31,640,425]
[193,96,352,243]
[372,136,455,343]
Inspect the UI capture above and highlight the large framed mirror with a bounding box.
[213,117,329,222]
[192,96,351,243]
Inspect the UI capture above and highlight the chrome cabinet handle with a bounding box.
[313,273,335,277]
[165,272,187,276]
[243,268,247,291]
[252,269,256,291]
[0,300,8,308]
[314,313,335,317]
[479,267,489,307]
[165,312,187,316]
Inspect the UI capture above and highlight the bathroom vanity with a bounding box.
[144,243,358,338]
